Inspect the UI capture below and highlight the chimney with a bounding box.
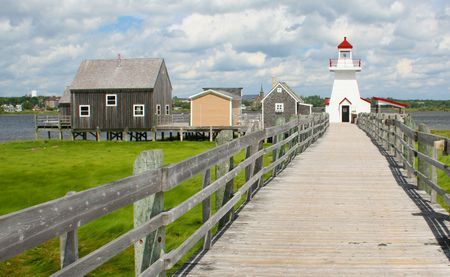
[271,76,277,88]
[117,53,122,67]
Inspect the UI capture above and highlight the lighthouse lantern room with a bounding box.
[326,37,371,123]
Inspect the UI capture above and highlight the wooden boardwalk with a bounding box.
[183,124,450,276]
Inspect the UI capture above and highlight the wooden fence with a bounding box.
[35,115,71,129]
[358,113,450,209]
[0,113,329,276]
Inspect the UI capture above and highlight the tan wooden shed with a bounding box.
[189,88,242,126]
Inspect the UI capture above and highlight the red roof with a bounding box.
[324,98,330,106]
[339,97,352,105]
[360,97,371,104]
[338,37,353,49]
[373,97,408,108]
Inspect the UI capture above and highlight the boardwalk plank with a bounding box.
[183,124,450,276]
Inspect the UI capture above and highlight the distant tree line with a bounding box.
[0,96,46,111]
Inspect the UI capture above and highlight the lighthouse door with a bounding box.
[341,105,350,122]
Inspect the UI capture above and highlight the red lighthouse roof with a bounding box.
[338,37,353,49]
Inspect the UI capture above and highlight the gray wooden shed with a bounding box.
[69,57,172,131]
[261,82,312,128]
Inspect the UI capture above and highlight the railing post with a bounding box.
[202,168,212,250]
[215,130,234,230]
[60,191,78,269]
[272,117,285,177]
[431,140,445,204]
[417,124,431,191]
[133,150,165,276]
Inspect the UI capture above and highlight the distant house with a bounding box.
[69,57,172,130]
[189,87,242,126]
[44,96,60,109]
[261,82,312,128]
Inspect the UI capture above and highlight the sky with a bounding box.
[0,0,449,100]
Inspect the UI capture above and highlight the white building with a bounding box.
[325,37,371,123]
[31,90,37,97]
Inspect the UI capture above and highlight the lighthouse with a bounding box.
[326,37,371,123]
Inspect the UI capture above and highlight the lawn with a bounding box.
[0,139,214,276]
[0,139,277,276]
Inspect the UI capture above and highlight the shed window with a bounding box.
[133,104,145,117]
[165,104,170,115]
[156,104,161,115]
[79,105,90,117]
[277,87,282,93]
[275,103,284,113]
[106,94,117,106]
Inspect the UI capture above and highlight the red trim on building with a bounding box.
[338,37,353,49]
[339,97,352,105]
[324,98,330,106]
[373,97,408,108]
[360,97,371,104]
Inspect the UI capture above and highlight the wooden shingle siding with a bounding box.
[71,89,152,130]
[263,87,297,128]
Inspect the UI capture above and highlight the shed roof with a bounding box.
[262,82,304,104]
[373,97,408,108]
[70,58,164,90]
[59,86,71,104]
[202,87,242,100]
[189,89,235,100]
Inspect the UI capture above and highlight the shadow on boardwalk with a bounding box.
[365,132,450,261]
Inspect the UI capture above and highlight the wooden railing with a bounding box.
[0,113,329,276]
[358,113,450,209]
[35,115,71,128]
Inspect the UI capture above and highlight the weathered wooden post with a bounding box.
[215,130,234,229]
[395,115,403,166]
[60,191,78,268]
[180,128,183,142]
[123,127,129,141]
[417,124,431,191]
[272,117,285,177]
[202,168,212,250]
[133,150,165,276]
[209,126,213,142]
[96,126,101,142]
[431,140,445,204]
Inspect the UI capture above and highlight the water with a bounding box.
[410,111,450,130]
[0,115,36,142]
[1,112,449,142]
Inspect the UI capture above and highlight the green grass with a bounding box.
[0,139,279,276]
[0,140,214,276]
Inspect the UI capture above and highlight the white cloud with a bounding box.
[396,58,413,77]
[0,0,448,99]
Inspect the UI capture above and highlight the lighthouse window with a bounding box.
[275,103,284,113]
[340,51,350,59]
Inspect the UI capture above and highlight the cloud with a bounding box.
[396,58,413,77]
[0,0,449,99]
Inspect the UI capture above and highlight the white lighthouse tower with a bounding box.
[326,37,371,123]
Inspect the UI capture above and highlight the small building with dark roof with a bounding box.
[261,81,312,128]
[59,87,71,116]
[68,57,172,130]
[189,87,242,126]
